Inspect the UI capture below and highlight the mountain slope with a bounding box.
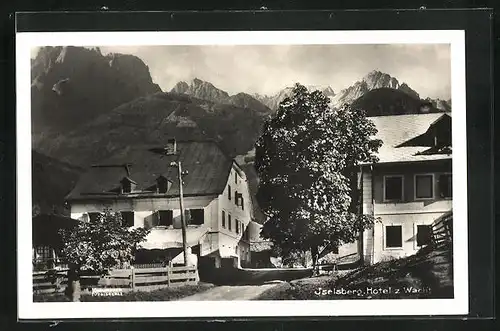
[226,92,271,114]
[351,88,443,116]
[33,92,268,168]
[32,150,84,216]
[424,97,452,112]
[31,46,162,136]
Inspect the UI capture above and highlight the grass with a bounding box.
[255,243,453,300]
[33,282,215,302]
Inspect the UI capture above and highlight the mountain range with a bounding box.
[30,46,451,220]
[254,85,336,111]
[171,78,272,114]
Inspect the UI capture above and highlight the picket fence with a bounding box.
[33,263,199,295]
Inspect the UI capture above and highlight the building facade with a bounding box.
[357,112,452,264]
[66,140,255,268]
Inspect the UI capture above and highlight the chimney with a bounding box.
[166,138,177,155]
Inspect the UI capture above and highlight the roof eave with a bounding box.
[360,157,452,167]
[66,192,222,203]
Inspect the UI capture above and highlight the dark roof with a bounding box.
[66,141,234,200]
[366,112,452,164]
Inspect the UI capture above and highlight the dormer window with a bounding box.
[120,177,137,194]
[156,175,171,194]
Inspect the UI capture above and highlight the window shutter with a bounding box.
[184,209,192,225]
[152,211,159,227]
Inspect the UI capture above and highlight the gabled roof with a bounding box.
[66,140,235,200]
[368,112,452,164]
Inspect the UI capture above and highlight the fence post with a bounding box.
[130,267,135,291]
[167,262,172,287]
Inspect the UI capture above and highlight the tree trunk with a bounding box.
[66,267,81,302]
[311,246,319,276]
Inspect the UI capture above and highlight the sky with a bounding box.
[32,44,452,100]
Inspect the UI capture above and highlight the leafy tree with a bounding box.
[59,208,150,301]
[254,83,382,272]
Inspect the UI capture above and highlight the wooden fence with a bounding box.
[430,212,453,249]
[33,264,199,295]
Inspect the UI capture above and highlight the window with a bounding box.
[228,214,232,231]
[385,225,403,248]
[234,191,238,204]
[243,226,249,240]
[157,176,170,193]
[415,174,434,199]
[157,210,173,226]
[222,210,226,228]
[188,209,204,225]
[241,222,245,236]
[122,182,131,193]
[35,246,52,263]
[88,212,101,222]
[120,211,134,227]
[416,225,432,247]
[439,174,452,198]
[235,172,238,184]
[384,176,404,201]
[121,177,136,194]
[228,185,231,200]
[236,220,240,234]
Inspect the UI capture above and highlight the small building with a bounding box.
[354,112,452,264]
[66,140,255,269]
[32,214,78,271]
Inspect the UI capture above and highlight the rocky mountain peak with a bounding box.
[331,70,420,108]
[171,81,189,94]
[169,78,230,104]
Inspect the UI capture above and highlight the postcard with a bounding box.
[16,29,467,319]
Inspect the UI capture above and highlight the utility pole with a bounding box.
[177,161,189,266]
[166,138,189,267]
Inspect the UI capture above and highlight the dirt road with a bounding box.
[178,281,282,301]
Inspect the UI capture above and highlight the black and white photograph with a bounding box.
[16,30,468,318]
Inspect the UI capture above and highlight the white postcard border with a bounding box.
[16,30,467,319]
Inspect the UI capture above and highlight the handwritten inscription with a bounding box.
[314,286,431,297]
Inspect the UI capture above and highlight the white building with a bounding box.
[66,140,255,268]
[352,112,452,264]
